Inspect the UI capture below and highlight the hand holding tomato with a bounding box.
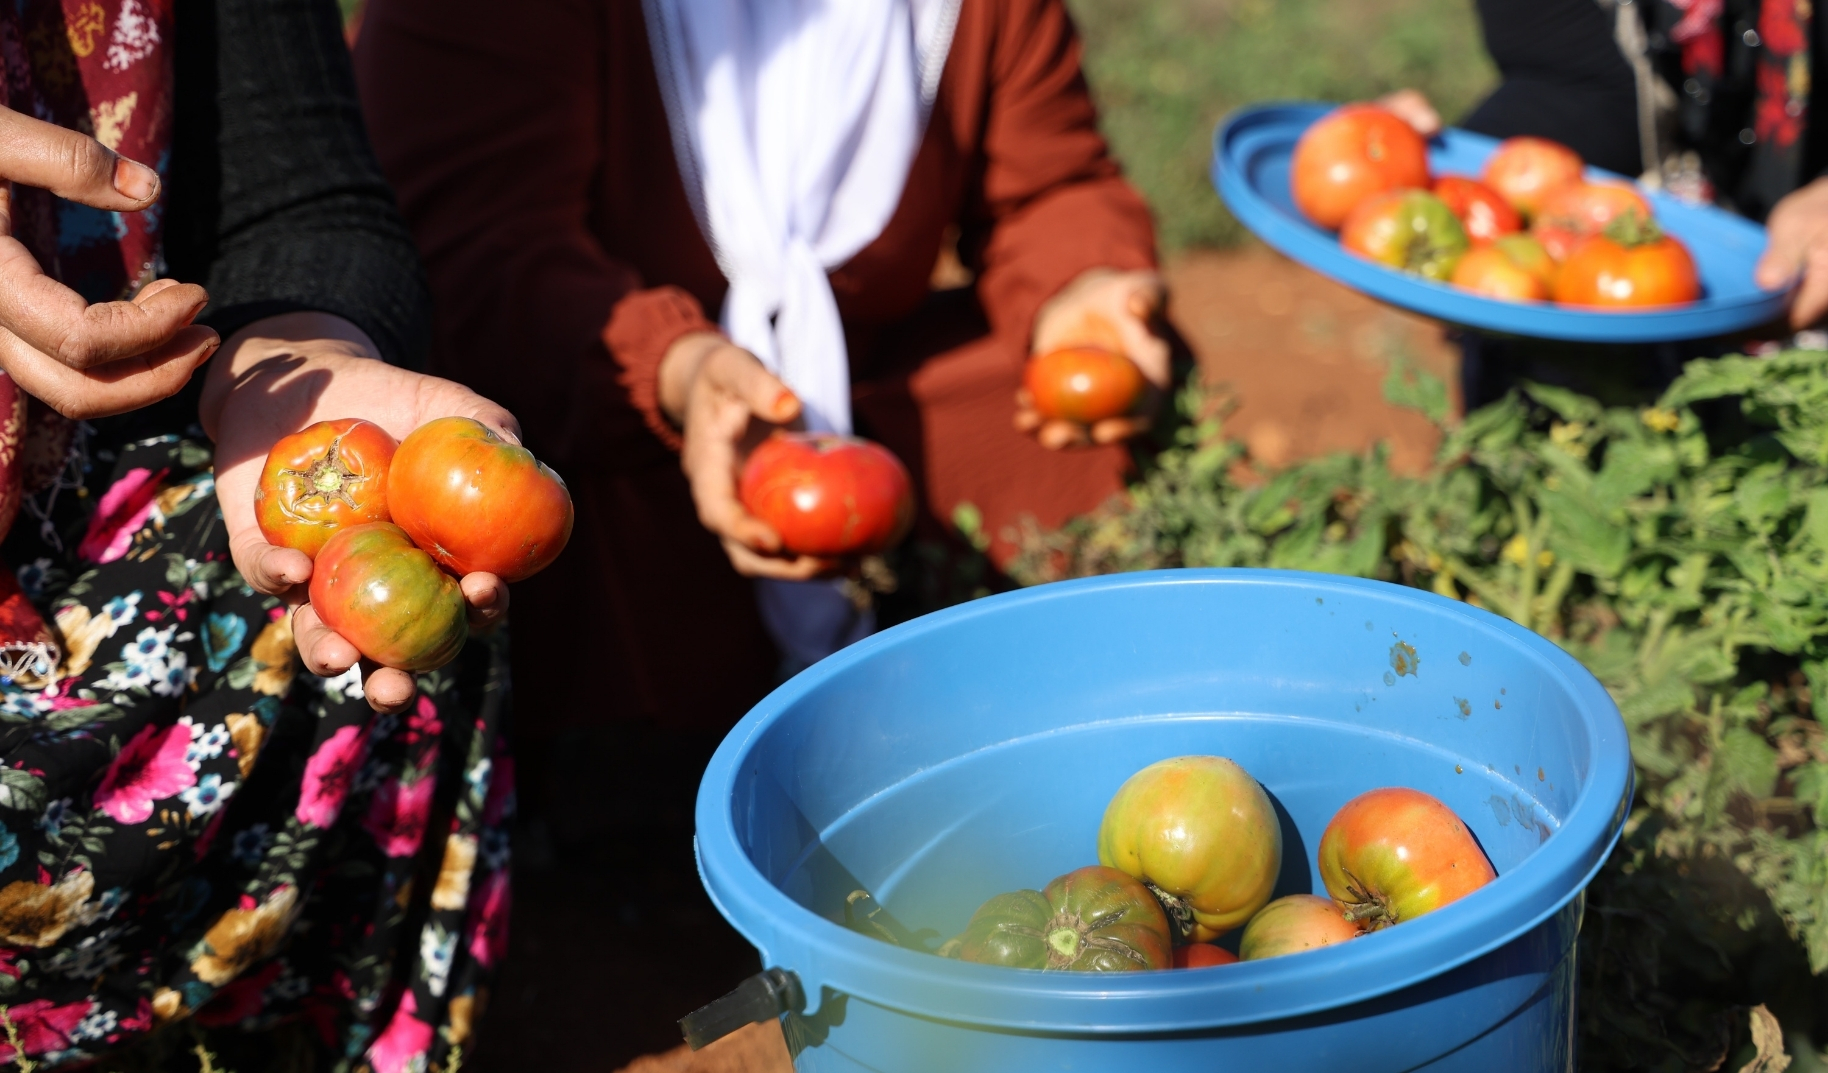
[200,311,518,714]
[1756,174,1828,327]
[658,331,832,580]
[1020,268,1170,449]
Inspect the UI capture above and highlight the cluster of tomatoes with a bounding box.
[944,755,1495,971]
[1291,105,1701,308]
[256,417,574,672]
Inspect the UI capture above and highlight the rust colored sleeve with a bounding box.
[354,0,714,466]
[961,0,1159,359]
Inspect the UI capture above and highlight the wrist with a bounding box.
[658,330,726,425]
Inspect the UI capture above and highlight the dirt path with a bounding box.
[472,246,1462,1073]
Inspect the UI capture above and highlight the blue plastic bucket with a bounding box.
[695,569,1632,1071]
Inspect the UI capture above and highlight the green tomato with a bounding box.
[956,865,1172,972]
[1341,189,1471,281]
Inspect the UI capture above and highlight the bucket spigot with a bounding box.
[678,967,806,1051]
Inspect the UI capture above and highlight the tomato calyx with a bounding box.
[999,909,1156,971]
[279,434,369,511]
[1143,881,1198,945]
[1335,868,1399,931]
[1600,210,1664,248]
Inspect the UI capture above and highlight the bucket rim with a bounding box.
[694,568,1633,1032]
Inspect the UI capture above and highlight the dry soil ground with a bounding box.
[470,246,1461,1073]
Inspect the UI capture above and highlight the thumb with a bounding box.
[708,345,800,424]
[0,106,158,211]
[1758,220,1815,290]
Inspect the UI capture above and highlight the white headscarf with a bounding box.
[644,0,962,433]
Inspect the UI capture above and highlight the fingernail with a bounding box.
[113,158,158,203]
[772,389,798,419]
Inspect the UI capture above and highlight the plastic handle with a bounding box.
[678,967,806,1051]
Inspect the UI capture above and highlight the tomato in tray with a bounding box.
[1450,234,1557,301]
[1481,136,1584,218]
[739,432,914,558]
[1290,105,1430,230]
[1432,176,1521,245]
[956,865,1172,972]
[1533,180,1655,261]
[255,419,397,558]
[1098,755,1282,942]
[387,417,574,583]
[1340,190,1470,282]
[1554,218,1700,307]
[1318,787,1496,930]
[1172,942,1239,969]
[1024,347,1145,425]
[1238,894,1361,961]
[308,522,468,672]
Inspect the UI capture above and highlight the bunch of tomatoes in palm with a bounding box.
[1292,106,1699,309]
[938,753,1495,974]
[257,416,574,672]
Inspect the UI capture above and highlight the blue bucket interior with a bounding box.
[697,570,1632,1032]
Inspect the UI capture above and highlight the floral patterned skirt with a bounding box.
[0,422,511,1073]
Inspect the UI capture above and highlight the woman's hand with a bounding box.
[201,311,517,713]
[1757,176,1828,328]
[1020,268,1170,448]
[659,331,830,579]
[0,106,219,416]
[1375,89,1442,137]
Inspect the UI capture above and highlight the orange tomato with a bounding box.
[1432,175,1521,244]
[1290,105,1430,230]
[255,419,397,558]
[388,417,575,582]
[1532,180,1654,261]
[1238,894,1362,960]
[1481,136,1584,217]
[1172,943,1239,969]
[1318,787,1496,931]
[1553,222,1700,307]
[1024,348,1146,424]
[1339,189,1469,281]
[1449,235,1556,301]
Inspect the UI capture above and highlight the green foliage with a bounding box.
[1068,0,1496,250]
[1009,350,1828,1067]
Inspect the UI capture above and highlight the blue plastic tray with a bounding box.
[1213,101,1791,343]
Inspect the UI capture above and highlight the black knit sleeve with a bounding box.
[162,0,430,368]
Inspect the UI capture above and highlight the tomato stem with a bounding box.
[1337,868,1398,931]
[1144,881,1197,945]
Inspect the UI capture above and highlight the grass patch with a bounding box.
[1069,0,1497,250]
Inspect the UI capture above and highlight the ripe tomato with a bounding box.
[1290,105,1430,230]
[1318,787,1496,931]
[1339,190,1469,282]
[957,866,1172,972]
[1554,225,1700,307]
[308,522,467,672]
[388,417,574,582]
[1238,895,1361,961]
[1431,176,1521,244]
[255,419,397,559]
[1531,180,1654,261]
[1172,942,1239,969]
[1024,348,1145,425]
[1098,755,1281,942]
[738,432,914,558]
[1449,235,1556,301]
[1481,137,1584,218]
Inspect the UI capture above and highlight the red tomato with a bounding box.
[1449,235,1556,301]
[1553,223,1700,308]
[1531,181,1654,261]
[388,417,574,583]
[1290,105,1430,230]
[1339,190,1469,281]
[255,419,397,558]
[1481,137,1584,217]
[1098,756,1282,942]
[1238,895,1362,960]
[308,522,467,672]
[1025,348,1145,424]
[1172,943,1239,969]
[1431,176,1522,244]
[1318,788,1496,931]
[738,433,915,558]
